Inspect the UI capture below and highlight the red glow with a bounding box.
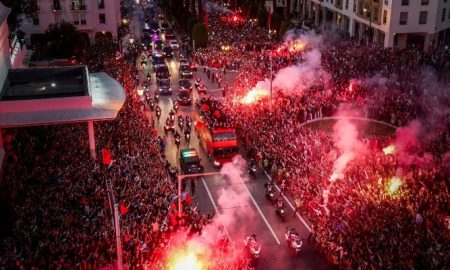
[233,16,237,22]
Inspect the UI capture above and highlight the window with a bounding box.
[421,0,428,5]
[419,11,427,24]
[32,17,39,25]
[401,0,408,6]
[442,8,446,22]
[80,14,86,25]
[73,17,79,25]
[383,10,387,24]
[98,0,105,9]
[345,0,349,9]
[399,12,408,25]
[99,13,106,24]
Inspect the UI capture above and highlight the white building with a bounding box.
[282,0,450,51]
[20,0,121,45]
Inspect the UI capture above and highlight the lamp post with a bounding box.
[177,172,222,216]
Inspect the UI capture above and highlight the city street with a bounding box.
[131,5,331,270]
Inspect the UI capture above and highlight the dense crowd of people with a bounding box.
[1,1,449,270]
[193,8,450,270]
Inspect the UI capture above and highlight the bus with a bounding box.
[194,99,239,167]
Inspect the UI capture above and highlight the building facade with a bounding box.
[282,0,450,51]
[20,0,121,45]
[0,1,11,86]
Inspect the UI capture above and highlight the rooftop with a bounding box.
[0,66,126,127]
[1,66,89,101]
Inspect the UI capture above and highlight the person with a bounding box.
[286,227,299,242]
[276,197,284,210]
[223,82,228,97]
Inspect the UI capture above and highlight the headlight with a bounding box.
[213,160,220,166]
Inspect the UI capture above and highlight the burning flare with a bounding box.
[383,145,396,155]
[387,177,403,195]
[170,251,204,270]
[241,80,270,104]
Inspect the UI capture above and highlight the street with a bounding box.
[130,5,331,270]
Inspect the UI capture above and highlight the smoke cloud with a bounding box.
[329,109,366,182]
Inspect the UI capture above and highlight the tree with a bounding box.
[1,0,38,31]
[279,20,294,40]
[192,22,207,48]
[44,22,88,59]
[187,16,199,37]
[271,12,283,35]
[256,7,268,28]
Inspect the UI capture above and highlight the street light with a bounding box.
[177,172,222,216]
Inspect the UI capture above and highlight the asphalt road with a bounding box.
[130,4,332,270]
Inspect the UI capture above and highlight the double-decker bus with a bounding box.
[194,98,238,167]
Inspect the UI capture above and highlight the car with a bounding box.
[178,79,192,92]
[155,64,170,80]
[152,53,165,67]
[162,46,173,58]
[179,64,193,78]
[169,40,180,50]
[165,30,175,40]
[154,39,164,51]
[177,90,192,105]
[179,148,204,174]
[157,79,172,95]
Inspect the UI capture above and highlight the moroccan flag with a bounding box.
[102,148,111,165]
[169,214,177,225]
[185,194,192,205]
[120,203,128,215]
[213,109,222,119]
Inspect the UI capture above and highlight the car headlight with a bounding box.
[213,160,220,166]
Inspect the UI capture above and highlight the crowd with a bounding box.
[193,8,450,270]
[0,40,241,269]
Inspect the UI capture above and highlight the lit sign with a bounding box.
[182,150,198,158]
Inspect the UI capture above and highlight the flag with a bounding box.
[102,148,111,165]
[185,194,192,205]
[120,203,128,215]
[169,213,177,225]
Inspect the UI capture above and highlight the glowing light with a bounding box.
[383,145,396,155]
[233,16,237,22]
[387,177,403,195]
[241,88,269,104]
[171,253,203,270]
[348,83,353,92]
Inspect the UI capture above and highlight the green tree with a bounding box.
[187,16,199,37]
[192,22,207,48]
[44,22,88,59]
[1,0,38,31]
[256,7,268,28]
[271,12,283,35]
[279,20,294,40]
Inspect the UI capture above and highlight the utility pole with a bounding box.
[269,51,273,114]
[114,204,123,270]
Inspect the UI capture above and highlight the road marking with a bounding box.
[264,171,312,232]
[238,175,281,245]
[201,177,231,239]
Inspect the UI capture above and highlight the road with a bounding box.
[129,3,332,270]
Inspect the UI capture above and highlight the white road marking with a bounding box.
[238,176,281,245]
[201,177,231,239]
[264,171,312,232]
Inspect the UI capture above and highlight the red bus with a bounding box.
[194,99,238,167]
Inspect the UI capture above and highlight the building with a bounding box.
[20,0,121,45]
[0,2,126,178]
[281,0,450,51]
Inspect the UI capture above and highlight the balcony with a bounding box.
[51,4,62,12]
[71,4,87,11]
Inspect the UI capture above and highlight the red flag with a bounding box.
[185,194,192,205]
[120,203,128,215]
[213,109,222,119]
[102,148,111,165]
[169,214,177,225]
[170,202,177,211]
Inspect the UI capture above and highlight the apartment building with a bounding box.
[20,0,121,45]
[278,0,450,51]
